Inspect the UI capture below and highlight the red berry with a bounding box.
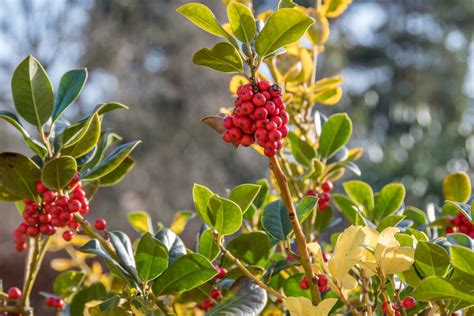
[319,192,331,203]
[60,211,73,223]
[53,298,65,309]
[26,215,39,226]
[318,202,329,211]
[317,275,328,292]
[305,190,316,196]
[268,129,282,142]
[252,93,266,106]
[45,297,55,307]
[279,125,289,137]
[240,134,255,147]
[270,116,283,129]
[95,219,107,231]
[67,199,82,213]
[299,276,309,290]
[382,301,389,313]
[264,148,277,157]
[39,213,52,224]
[8,287,22,300]
[255,128,268,141]
[24,203,38,215]
[237,116,252,130]
[256,119,268,129]
[18,223,28,234]
[16,242,27,252]
[213,264,227,279]
[402,296,416,309]
[210,288,222,300]
[265,101,276,114]
[199,299,214,311]
[51,218,62,227]
[51,205,63,216]
[26,226,39,237]
[254,107,268,120]
[229,127,243,142]
[321,181,333,192]
[257,80,271,91]
[68,173,80,187]
[223,116,233,129]
[265,121,278,131]
[262,91,271,100]
[36,182,48,194]
[62,231,74,241]
[222,131,232,143]
[241,102,255,115]
[279,111,289,124]
[241,90,253,101]
[71,189,85,199]
[79,205,89,215]
[42,191,57,203]
[445,226,454,234]
[40,224,54,235]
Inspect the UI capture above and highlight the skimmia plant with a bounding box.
[0,0,473,315]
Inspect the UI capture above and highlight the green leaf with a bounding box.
[193,183,215,225]
[255,8,314,57]
[403,206,428,227]
[374,183,406,220]
[152,253,217,295]
[278,0,297,9]
[0,153,40,200]
[52,68,88,122]
[332,194,366,225]
[288,131,316,167]
[319,113,352,159]
[207,278,268,316]
[81,141,141,180]
[412,276,474,304]
[296,196,318,223]
[193,42,243,73]
[197,229,220,261]
[82,132,122,170]
[0,184,21,202]
[314,206,333,232]
[226,232,271,266]
[229,183,261,213]
[443,171,471,203]
[11,55,54,127]
[176,3,237,47]
[282,273,311,300]
[253,179,269,209]
[450,245,474,283]
[414,241,450,277]
[0,111,48,158]
[155,228,186,265]
[445,201,472,223]
[53,271,85,298]
[343,180,374,212]
[227,2,256,44]
[62,113,101,158]
[206,195,243,235]
[108,231,137,276]
[128,211,153,233]
[70,283,106,316]
[377,215,405,232]
[446,233,473,249]
[99,157,135,186]
[41,156,77,191]
[135,233,169,282]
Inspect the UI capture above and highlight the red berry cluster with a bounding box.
[222,81,289,157]
[382,297,416,315]
[198,288,222,312]
[445,213,474,238]
[299,274,329,292]
[12,174,89,251]
[45,296,65,311]
[305,181,333,212]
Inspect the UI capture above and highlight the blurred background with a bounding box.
[0,0,472,311]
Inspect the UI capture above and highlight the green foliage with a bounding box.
[128,211,153,233]
[227,2,256,44]
[53,271,85,298]
[41,156,77,191]
[135,233,169,282]
[197,229,220,261]
[225,231,271,266]
[52,69,88,123]
[193,42,243,73]
[155,228,186,264]
[319,113,352,159]
[443,171,471,203]
[0,153,40,200]
[228,183,261,213]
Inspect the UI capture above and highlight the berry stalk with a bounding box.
[268,155,321,305]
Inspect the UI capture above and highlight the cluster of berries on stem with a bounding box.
[299,274,329,293]
[445,212,474,238]
[222,80,289,157]
[305,180,333,211]
[12,173,90,251]
[198,264,227,311]
[382,296,416,315]
[44,296,65,311]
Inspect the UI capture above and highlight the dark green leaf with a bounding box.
[82,132,122,170]
[41,156,77,191]
[152,253,217,295]
[135,233,169,282]
[61,113,101,158]
[319,113,352,159]
[193,42,243,73]
[0,153,40,200]
[11,55,54,127]
[403,206,428,227]
[226,231,271,266]
[155,228,186,264]
[52,68,88,122]
[109,231,137,275]
[332,194,366,225]
[253,179,269,208]
[70,283,106,316]
[314,206,333,232]
[288,131,315,167]
[450,245,474,283]
[255,8,314,57]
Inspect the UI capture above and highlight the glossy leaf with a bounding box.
[414,241,450,277]
[403,206,428,227]
[155,228,186,264]
[197,229,220,261]
[135,233,169,282]
[288,131,315,167]
[52,68,88,122]
[229,183,261,213]
[53,270,85,298]
[206,195,243,235]
[377,215,405,232]
[193,42,243,73]
[226,231,271,266]
[319,113,352,159]
[11,55,54,127]
[445,201,472,223]
[98,157,135,186]
[62,113,101,158]
[81,141,141,180]
[412,276,474,304]
[41,156,77,191]
[450,245,474,283]
[0,111,48,158]
[443,171,471,203]
[227,2,256,44]
[343,180,374,212]
[128,211,153,233]
[70,283,107,316]
[0,153,40,200]
[255,8,314,57]
[332,194,366,225]
[152,253,217,295]
[109,231,136,274]
[207,278,267,316]
[374,183,406,220]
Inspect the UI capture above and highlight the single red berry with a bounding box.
[279,111,289,124]
[62,231,74,241]
[223,116,234,129]
[265,101,276,114]
[24,203,38,215]
[51,218,62,227]
[26,215,39,225]
[79,205,89,215]
[254,107,268,120]
[8,287,22,300]
[317,275,328,291]
[445,226,454,234]
[210,288,222,300]
[265,121,278,131]
[36,182,48,194]
[402,296,416,309]
[237,116,252,130]
[321,181,333,192]
[257,80,271,91]
[240,134,255,147]
[255,128,268,141]
[229,127,243,142]
[265,141,278,150]
[71,188,86,199]
[18,223,28,234]
[42,191,57,204]
[256,119,269,129]
[268,129,282,142]
[60,211,73,223]
[39,213,52,224]
[279,125,289,137]
[319,192,331,203]
[45,297,56,307]
[68,173,80,188]
[51,206,64,216]
[241,102,255,115]
[16,241,27,252]
[53,298,65,309]
[57,196,69,207]
[199,299,214,311]
[264,148,277,157]
[262,91,271,100]
[270,116,283,129]
[318,202,329,211]
[305,190,317,196]
[213,264,227,279]
[26,226,39,237]
[299,276,309,290]
[67,199,82,213]
[241,89,253,101]
[95,219,107,231]
[222,131,232,143]
[252,93,266,106]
